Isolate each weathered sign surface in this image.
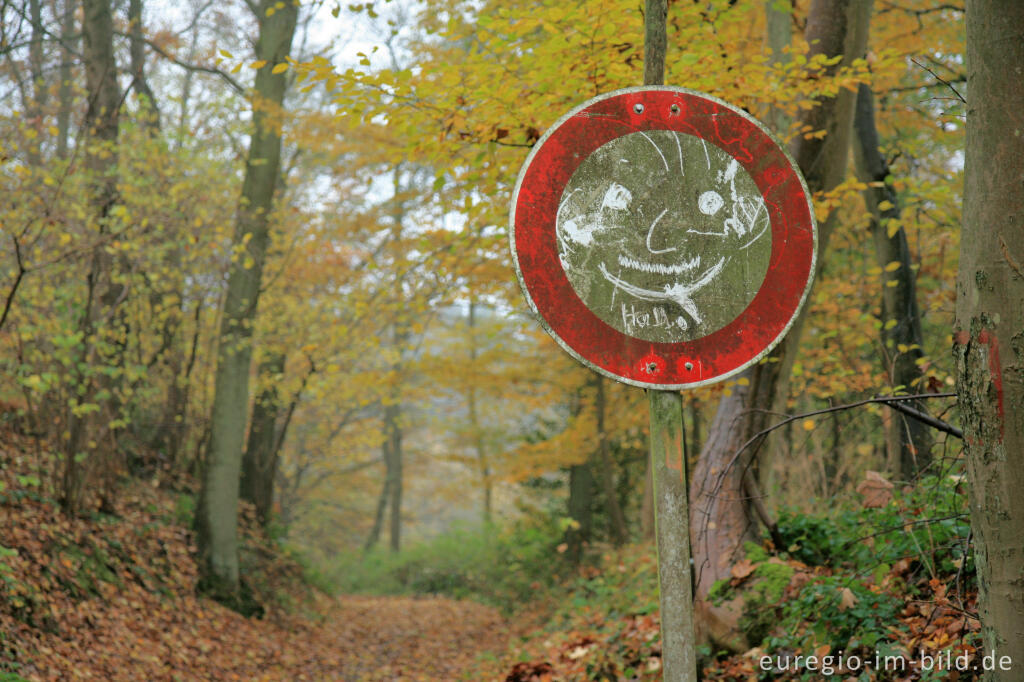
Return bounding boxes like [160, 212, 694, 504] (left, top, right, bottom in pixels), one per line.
[510, 86, 816, 388]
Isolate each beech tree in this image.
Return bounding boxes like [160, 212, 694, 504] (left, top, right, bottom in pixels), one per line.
[197, 0, 299, 599]
[955, 0, 1024, 667]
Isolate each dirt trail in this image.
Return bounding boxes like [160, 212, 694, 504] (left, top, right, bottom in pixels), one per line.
[299, 595, 510, 681]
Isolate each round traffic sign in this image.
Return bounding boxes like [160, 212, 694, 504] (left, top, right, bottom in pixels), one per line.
[510, 86, 816, 389]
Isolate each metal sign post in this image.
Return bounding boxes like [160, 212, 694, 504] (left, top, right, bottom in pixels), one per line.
[509, 13, 815, 679]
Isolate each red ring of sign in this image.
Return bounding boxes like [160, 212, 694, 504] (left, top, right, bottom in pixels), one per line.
[510, 87, 816, 389]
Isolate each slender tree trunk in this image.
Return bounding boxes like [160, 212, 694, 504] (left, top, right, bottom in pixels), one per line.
[197, 0, 298, 599]
[955, 0, 1024, 670]
[467, 301, 493, 524]
[57, 0, 77, 160]
[687, 395, 702, 459]
[852, 83, 931, 480]
[640, 452, 654, 540]
[27, 0, 47, 165]
[564, 461, 594, 567]
[385, 398, 403, 552]
[364, 474, 389, 551]
[594, 375, 628, 545]
[128, 0, 160, 131]
[689, 0, 871, 650]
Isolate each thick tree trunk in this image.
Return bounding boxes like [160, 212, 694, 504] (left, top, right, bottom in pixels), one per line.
[689, 0, 871, 651]
[955, 0, 1024, 670]
[62, 0, 121, 516]
[853, 84, 931, 481]
[197, 0, 297, 599]
[241, 352, 285, 524]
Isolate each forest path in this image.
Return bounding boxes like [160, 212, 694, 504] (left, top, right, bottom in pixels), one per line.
[299, 594, 510, 681]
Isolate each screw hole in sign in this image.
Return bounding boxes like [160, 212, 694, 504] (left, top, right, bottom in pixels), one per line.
[510, 86, 816, 389]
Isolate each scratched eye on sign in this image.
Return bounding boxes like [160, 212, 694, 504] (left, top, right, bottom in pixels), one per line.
[555, 130, 771, 344]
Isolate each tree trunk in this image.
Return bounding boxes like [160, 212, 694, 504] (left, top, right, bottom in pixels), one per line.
[689, 0, 871, 651]
[467, 301, 493, 524]
[385, 396, 403, 552]
[364, 474, 389, 551]
[62, 0, 122, 516]
[955, 0, 1024, 670]
[853, 83, 931, 481]
[128, 0, 160, 131]
[241, 351, 285, 524]
[764, 0, 793, 135]
[640, 451, 654, 540]
[564, 461, 594, 567]
[594, 375, 628, 545]
[57, 0, 77, 160]
[197, 0, 298, 599]
[26, 0, 47, 166]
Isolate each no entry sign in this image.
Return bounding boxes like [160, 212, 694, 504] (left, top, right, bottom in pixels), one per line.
[510, 86, 816, 389]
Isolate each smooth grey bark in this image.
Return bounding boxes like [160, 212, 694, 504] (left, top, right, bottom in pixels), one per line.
[689, 0, 871, 651]
[197, 0, 298, 598]
[852, 83, 931, 480]
[955, 0, 1024, 672]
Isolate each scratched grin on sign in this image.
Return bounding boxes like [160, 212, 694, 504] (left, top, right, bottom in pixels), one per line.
[556, 129, 771, 344]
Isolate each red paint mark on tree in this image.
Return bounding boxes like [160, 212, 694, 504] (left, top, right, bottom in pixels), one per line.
[978, 329, 1005, 428]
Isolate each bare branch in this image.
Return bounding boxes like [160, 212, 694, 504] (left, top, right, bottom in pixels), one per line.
[114, 30, 246, 95]
[912, 57, 966, 104]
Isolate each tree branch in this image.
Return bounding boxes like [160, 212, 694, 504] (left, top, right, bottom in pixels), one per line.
[114, 31, 246, 95]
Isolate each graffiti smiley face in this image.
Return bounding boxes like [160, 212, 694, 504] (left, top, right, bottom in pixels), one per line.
[556, 130, 772, 343]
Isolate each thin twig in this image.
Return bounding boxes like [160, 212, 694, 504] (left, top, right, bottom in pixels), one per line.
[911, 57, 966, 103]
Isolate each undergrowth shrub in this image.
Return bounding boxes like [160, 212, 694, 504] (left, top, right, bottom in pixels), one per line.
[712, 474, 972, 658]
[327, 516, 563, 613]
